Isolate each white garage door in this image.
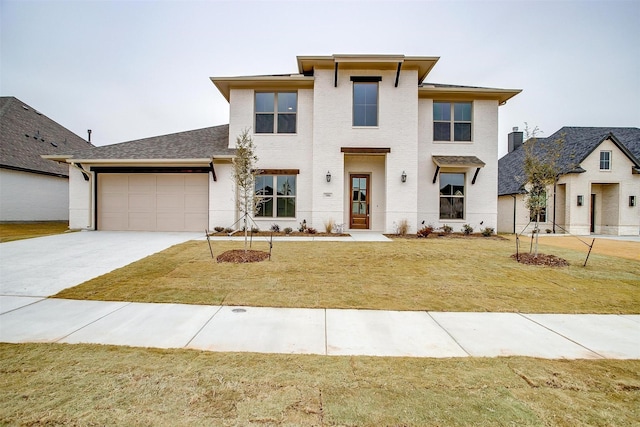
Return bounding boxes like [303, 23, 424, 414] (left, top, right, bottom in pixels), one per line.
[98, 173, 208, 231]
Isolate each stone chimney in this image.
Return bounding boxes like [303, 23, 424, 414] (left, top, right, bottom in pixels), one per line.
[508, 127, 523, 153]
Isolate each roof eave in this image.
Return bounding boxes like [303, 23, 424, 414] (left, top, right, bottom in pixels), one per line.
[419, 86, 522, 104]
[210, 75, 315, 101]
[63, 158, 214, 165]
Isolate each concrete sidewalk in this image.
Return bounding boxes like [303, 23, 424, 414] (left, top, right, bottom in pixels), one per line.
[1, 296, 638, 359]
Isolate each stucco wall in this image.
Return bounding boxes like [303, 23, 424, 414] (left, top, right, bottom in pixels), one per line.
[0, 169, 69, 221]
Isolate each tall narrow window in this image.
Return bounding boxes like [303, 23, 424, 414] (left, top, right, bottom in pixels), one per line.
[353, 82, 378, 126]
[439, 173, 465, 219]
[600, 151, 611, 170]
[433, 102, 472, 141]
[255, 92, 297, 134]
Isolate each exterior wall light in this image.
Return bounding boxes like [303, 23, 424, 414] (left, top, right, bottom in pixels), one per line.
[401, 171, 407, 183]
[577, 195, 583, 206]
[326, 171, 331, 183]
[630, 196, 636, 207]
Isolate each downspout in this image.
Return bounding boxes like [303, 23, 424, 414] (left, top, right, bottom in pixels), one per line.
[510, 194, 517, 234]
[69, 162, 94, 230]
[552, 179, 557, 234]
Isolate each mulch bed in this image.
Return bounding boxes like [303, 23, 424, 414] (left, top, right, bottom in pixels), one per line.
[511, 253, 570, 267]
[386, 233, 507, 241]
[217, 249, 270, 263]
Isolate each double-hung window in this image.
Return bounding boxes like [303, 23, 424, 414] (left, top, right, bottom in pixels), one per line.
[433, 102, 472, 141]
[255, 92, 297, 134]
[255, 175, 296, 217]
[600, 151, 611, 170]
[352, 77, 380, 126]
[439, 173, 465, 219]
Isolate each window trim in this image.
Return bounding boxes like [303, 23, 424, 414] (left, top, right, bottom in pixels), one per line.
[352, 80, 379, 127]
[599, 150, 612, 171]
[254, 174, 297, 218]
[433, 101, 473, 142]
[439, 172, 466, 220]
[254, 91, 297, 134]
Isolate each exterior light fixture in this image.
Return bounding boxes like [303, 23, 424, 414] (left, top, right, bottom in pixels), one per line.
[401, 171, 407, 183]
[326, 171, 331, 183]
[630, 196, 636, 207]
[577, 195, 583, 206]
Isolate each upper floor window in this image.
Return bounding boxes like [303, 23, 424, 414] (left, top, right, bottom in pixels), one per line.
[439, 172, 465, 219]
[599, 151, 611, 170]
[352, 80, 379, 126]
[433, 102, 472, 141]
[255, 175, 296, 217]
[255, 92, 297, 134]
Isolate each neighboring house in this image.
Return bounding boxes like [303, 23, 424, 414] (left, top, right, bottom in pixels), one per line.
[497, 127, 640, 236]
[0, 96, 91, 221]
[48, 54, 520, 233]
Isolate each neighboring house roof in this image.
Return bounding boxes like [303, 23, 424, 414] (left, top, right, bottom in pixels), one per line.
[49, 124, 234, 162]
[0, 96, 91, 177]
[498, 127, 640, 196]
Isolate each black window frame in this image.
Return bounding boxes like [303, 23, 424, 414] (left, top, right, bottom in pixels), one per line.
[254, 91, 297, 134]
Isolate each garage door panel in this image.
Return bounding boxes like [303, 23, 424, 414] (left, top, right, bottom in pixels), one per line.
[98, 173, 208, 231]
[157, 194, 184, 211]
[185, 194, 208, 211]
[129, 194, 155, 212]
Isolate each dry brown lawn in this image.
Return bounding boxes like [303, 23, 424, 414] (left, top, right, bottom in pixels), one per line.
[0, 221, 69, 242]
[55, 237, 640, 313]
[520, 234, 640, 261]
[1, 343, 638, 426]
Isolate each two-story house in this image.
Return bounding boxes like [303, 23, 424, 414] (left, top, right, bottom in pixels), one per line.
[47, 54, 520, 233]
[498, 127, 640, 236]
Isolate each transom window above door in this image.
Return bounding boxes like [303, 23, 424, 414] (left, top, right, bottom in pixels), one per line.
[255, 92, 297, 134]
[433, 101, 472, 142]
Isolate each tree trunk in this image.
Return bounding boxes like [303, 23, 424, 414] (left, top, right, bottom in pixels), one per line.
[534, 213, 540, 257]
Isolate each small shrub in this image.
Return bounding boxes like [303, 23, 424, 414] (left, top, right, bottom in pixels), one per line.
[546, 228, 552, 234]
[270, 224, 280, 232]
[481, 227, 494, 237]
[462, 224, 473, 235]
[224, 227, 234, 234]
[213, 226, 225, 233]
[307, 227, 317, 234]
[324, 218, 335, 234]
[395, 219, 410, 236]
[417, 225, 434, 238]
[298, 220, 307, 233]
[442, 224, 453, 234]
[251, 227, 260, 234]
[283, 227, 293, 235]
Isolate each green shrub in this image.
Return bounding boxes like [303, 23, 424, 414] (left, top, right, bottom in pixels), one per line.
[270, 224, 280, 232]
[213, 226, 225, 233]
[283, 227, 293, 235]
[462, 224, 473, 235]
[481, 227, 494, 237]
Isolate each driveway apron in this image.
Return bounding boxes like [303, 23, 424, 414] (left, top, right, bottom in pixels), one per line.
[0, 231, 200, 297]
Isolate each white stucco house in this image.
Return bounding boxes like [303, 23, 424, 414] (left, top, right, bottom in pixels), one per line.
[497, 127, 640, 236]
[47, 54, 520, 233]
[0, 97, 92, 221]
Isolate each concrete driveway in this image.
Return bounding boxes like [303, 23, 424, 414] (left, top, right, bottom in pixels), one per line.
[0, 231, 201, 297]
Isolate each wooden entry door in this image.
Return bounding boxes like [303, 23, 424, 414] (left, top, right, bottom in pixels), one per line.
[350, 174, 370, 229]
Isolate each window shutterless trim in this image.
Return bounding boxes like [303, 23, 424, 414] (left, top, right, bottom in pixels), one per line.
[350, 76, 382, 82]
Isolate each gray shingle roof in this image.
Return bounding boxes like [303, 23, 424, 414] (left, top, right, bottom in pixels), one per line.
[0, 96, 91, 176]
[68, 124, 234, 160]
[498, 127, 640, 196]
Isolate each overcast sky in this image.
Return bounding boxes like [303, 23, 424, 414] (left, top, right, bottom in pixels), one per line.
[2, 0, 638, 156]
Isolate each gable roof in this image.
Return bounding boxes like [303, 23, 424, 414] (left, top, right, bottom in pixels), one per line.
[498, 127, 640, 196]
[0, 96, 91, 177]
[48, 124, 234, 163]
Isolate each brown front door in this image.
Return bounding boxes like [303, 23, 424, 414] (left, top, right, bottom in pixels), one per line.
[350, 174, 370, 229]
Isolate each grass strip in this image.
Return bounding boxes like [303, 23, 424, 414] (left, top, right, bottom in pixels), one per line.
[1, 343, 638, 426]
